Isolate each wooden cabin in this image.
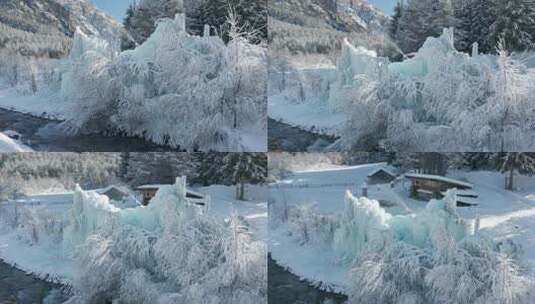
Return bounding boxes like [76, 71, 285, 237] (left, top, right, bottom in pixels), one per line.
[404, 173, 476, 204]
[367, 168, 396, 185]
[95, 186, 130, 202]
[136, 184, 206, 206]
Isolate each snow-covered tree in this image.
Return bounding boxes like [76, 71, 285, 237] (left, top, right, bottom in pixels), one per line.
[194, 0, 267, 43]
[60, 28, 116, 134]
[489, 0, 535, 52]
[123, 153, 199, 187]
[329, 26, 535, 151]
[462, 152, 497, 170]
[453, 0, 494, 53]
[389, 1, 404, 41]
[397, 0, 455, 53]
[272, 189, 535, 303]
[55, 11, 266, 151]
[196, 152, 228, 186]
[1, 177, 266, 303]
[221, 153, 266, 200]
[0, 153, 121, 194]
[497, 153, 535, 190]
[123, 0, 185, 46]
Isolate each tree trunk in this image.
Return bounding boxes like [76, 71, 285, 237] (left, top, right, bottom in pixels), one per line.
[238, 182, 245, 201]
[506, 167, 514, 190]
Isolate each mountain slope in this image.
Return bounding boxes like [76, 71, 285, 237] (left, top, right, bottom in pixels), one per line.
[269, 0, 392, 57]
[0, 0, 127, 58]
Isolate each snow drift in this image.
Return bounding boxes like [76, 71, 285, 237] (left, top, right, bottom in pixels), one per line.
[0, 177, 266, 303]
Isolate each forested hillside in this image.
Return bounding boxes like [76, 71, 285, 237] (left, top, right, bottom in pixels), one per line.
[269, 0, 396, 60]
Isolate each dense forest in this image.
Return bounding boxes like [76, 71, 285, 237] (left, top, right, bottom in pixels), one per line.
[0, 152, 267, 200]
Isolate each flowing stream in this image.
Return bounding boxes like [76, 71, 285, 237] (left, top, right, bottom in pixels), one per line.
[268, 118, 337, 152]
[268, 255, 348, 304]
[0, 260, 69, 304]
[0, 108, 179, 152]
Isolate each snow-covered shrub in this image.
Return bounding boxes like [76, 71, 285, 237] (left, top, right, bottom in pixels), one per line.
[335, 190, 534, 303]
[286, 204, 338, 246]
[56, 14, 266, 150]
[329, 28, 535, 151]
[65, 177, 266, 303]
[1, 175, 266, 303]
[0, 201, 65, 247]
[60, 28, 117, 133]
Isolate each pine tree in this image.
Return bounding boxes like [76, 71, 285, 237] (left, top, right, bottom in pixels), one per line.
[490, 0, 535, 52]
[196, 152, 227, 186]
[124, 0, 185, 45]
[497, 153, 535, 190]
[454, 0, 494, 53]
[196, 0, 267, 44]
[389, 1, 404, 40]
[121, 4, 138, 51]
[124, 153, 198, 186]
[119, 152, 130, 179]
[418, 153, 448, 175]
[397, 0, 455, 53]
[220, 153, 266, 200]
[462, 153, 494, 170]
[397, 0, 431, 53]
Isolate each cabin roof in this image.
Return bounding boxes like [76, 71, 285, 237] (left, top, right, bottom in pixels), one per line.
[136, 184, 205, 199]
[404, 173, 473, 189]
[95, 185, 129, 196]
[367, 167, 396, 178]
[135, 184, 169, 190]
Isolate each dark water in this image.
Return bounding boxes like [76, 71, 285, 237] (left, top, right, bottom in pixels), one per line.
[268, 118, 337, 152]
[268, 255, 348, 304]
[0, 108, 179, 152]
[0, 260, 69, 304]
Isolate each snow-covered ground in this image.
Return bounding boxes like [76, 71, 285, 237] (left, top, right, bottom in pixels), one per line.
[0, 85, 66, 120]
[199, 184, 268, 242]
[269, 94, 345, 136]
[269, 65, 343, 137]
[0, 181, 267, 299]
[269, 164, 535, 294]
[0, 131, 32, 152]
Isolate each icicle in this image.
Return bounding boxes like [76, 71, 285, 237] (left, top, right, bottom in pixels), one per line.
[472, 42, 479, 57]
[204, 24, 210, 37]
[175, 176, 187, 199]
[443, 27, 455, 50]
[205, 195, 212, 213]
[175, 13, 186, 32]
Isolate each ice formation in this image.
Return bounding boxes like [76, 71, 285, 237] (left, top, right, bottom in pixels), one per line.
[0, 177, 266, 303]
[328, 190, 533, 303]
[5, 13, 266, 151]
[333, 189, 473, 261]
[271, 27, 535, 150]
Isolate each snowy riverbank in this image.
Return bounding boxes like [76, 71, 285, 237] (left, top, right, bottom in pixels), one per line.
[269, 164, 535, 301]
[0, 131, 32, 152]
